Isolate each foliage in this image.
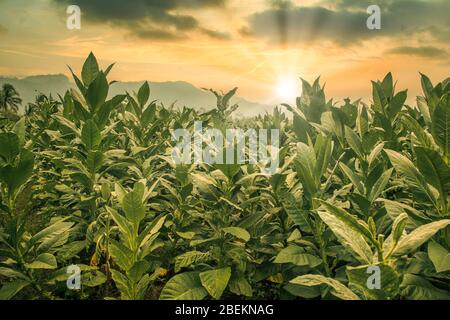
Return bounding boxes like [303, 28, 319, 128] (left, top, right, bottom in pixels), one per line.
[0, 54, 449, 300]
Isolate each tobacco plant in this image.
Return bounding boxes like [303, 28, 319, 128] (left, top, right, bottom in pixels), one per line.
[0, 53, 449, 300]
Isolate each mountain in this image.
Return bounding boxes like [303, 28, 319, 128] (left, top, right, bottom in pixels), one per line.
[0, 75, 272, 116]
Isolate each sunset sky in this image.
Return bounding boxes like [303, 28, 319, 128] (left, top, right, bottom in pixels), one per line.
[0, 0, 449, 105]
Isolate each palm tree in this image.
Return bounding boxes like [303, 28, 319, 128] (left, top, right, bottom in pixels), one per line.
[0, 83, 22, 113]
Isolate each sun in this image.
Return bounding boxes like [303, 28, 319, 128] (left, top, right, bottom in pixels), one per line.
[276, 78, 298, 102]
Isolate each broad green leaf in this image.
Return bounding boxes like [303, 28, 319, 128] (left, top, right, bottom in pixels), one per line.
[279, 190, 312, 233]
[392, 213, 408, 244]
[345, 126, 364, 158]
[385, 149, 437, 207]
[81, 120, 101, 150]
[122, 190, 146, 225]
[199, 267, 231, 299]
[109, 240, 133, 271]
[431, 94, 450, 157]
[317, 200, 373, 243]
[106, 206, 133, 238]
[368, 168, 393, 203]
[294, 143, 317, 197]
[314, 134, 333, 181]
[86, 151, 104, 173]
[0, 132, 19, 163]
[27, 218, 72, 250]
[392, 219, 450, 257]
[26, 253, 57, 269]
[160, 272, 208, 300]
[428, 242, 450, 273]
[317, 205, 373, 264]
[13, 118, 26, 146]
[388, 90, 407, 117]
[415, 147, 450, 205]
[290, 274, 359, 300]
[137, 81, 150, 107]
[346, 264, 400, 300]
[401, 274, 450, 300]
[0, 149, 34, 196]
[223, 227, 250, 242]
[174, 251, 211, 273]
[82, 270, 107, 287]
[283, 283, 320, 299]
[81, 52, 99, 86]
[86, 71, 109, 112]
[54, 115, 81, 136]
[0, 280, 30, 300]
[339, 162, 364, 194]
[274, 246, 322, 267]
[228, 275, 253, 297]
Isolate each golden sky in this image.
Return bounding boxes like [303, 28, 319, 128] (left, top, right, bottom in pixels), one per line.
[0, 0, 449, 104]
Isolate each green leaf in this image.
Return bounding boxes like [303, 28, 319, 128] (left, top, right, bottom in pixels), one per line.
[392, 213, 408, 244]
[174, 251, 211, 273]
[228, 275, 253, 297]
[317, 203, 373, 264]
[388, 90, 407, 117]
[346, 264, 400, 300]
[317, 200, 373, 244]
[13, 118, 26, 146]
[27, 218, 72, 250]
[81, 52, 99, 86]
[294, 143, 317, 196]
[431, 94, 450, 157]
[199, 267, 231, 299]
[401, 274, 450, 300]
[392, 219, 450, 257]
[273, 246, 322, 267]
[339, 162, 364, 194]
[283, 283, 320, 299]
[279, 190, 312, 233]
[122, 190, 146, 226]
[86, 151, 104, 173]
[428, 242, 450, 273]
[368, 168, 393, 203]
[81, 120, 101, 150]
[106, 207, 133, 238]
[0, 149, 34, 196]
[160, 272, 208, 300]
[385, 149, 437, 207]
[415, 147, 450, 204]
[290, 274, 359, 300]
[0, 280, 30, 300]
[345, 126, 364, 158]
[137, 81, 150, 107]
[82, 270, 107, 287]
[86, 71, 109, 112]
[26, 253, 57, 269]
[223, 227, 250, 242]
[0, 132, 20, 163]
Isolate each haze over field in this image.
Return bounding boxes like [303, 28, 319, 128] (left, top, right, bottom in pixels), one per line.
[0, 0, 449, 107]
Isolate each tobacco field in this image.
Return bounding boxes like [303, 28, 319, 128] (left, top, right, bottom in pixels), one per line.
[0, 53, 449, 300]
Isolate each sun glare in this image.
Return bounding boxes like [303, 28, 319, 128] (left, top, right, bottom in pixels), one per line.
[276, 78, 298, 102]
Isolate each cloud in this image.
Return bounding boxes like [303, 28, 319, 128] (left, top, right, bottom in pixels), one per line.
[52, 0, 229, 40]
[200, 28, 231, 40]
[386, 46, 448, 58]
[244, 0, 450, 47]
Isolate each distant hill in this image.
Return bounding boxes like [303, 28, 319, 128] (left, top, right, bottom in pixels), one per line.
[0, 75, 272, 116]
